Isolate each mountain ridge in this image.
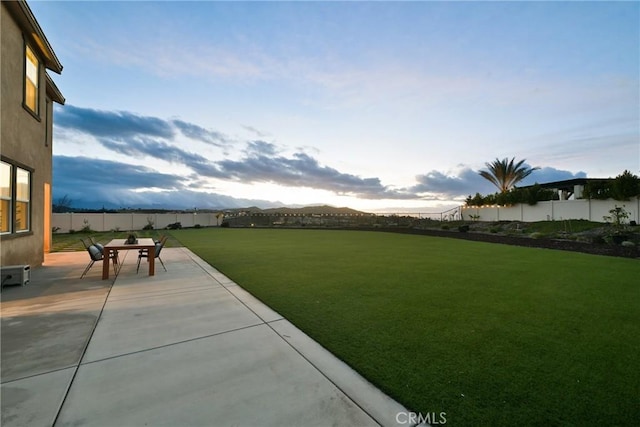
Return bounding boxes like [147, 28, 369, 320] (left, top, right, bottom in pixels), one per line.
[225, 205, 370, 215]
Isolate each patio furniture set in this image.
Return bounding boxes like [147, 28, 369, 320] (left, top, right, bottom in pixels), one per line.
[80, 235, 168, 279]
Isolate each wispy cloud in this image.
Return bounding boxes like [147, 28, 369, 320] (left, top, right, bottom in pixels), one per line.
[56, 105, 175, 139]
[212, 141, 416, 199]
[171, 120, 232, 147]
[54, 105, 420, 201]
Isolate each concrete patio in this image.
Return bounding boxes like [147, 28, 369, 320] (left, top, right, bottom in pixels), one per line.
[1, 247, 412, 426]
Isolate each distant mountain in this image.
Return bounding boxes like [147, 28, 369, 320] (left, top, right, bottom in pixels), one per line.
[224, 205, 371, 216]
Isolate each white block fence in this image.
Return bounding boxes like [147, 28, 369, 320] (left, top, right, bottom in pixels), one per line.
[52, 212, 221, 233]
[51, 198, 640, 233]
[461, 197, 640, 223]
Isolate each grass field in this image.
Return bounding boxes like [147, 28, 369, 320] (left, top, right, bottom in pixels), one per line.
[168, 227, 639, 426]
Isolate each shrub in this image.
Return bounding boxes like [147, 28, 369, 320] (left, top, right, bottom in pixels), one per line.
[529, 232, 544, 239]
[466, 185, 558, 207]
[194, 224, 202, 229]
[458, 225, 470, 233]
[441, 224, 450, 230]
[582, 180, 611, 200]
[80, 219, 92, 233]
[220, 221, 230, 228]
[143, 216, 154, 230]
[612, 170, 640, 200]
[166, 222, 182, 230]
[583, 170, 640, 200]
[603, 205, 630, 228]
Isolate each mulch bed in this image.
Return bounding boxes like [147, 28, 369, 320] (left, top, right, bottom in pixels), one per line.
[362, 227, 640, 259]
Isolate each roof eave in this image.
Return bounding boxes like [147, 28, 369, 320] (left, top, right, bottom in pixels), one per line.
[45, 72, 65, 105]
[4, 0, 63, 74]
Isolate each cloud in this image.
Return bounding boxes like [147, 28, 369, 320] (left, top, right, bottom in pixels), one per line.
[54, 105, 421, 201]
[412, 167, 495, 198]
[212, 144, 416, 200]
[52, 156, 279, 210]
[55, 105, 231, 149]
[55, 105, 226, 173]
[55, 105, 175, 139]
[411, 164, 588, 198]
[54, 155, 184, 191]
[172, 119, 231, 147]
[97, 135, 212, 169]
[53, 155, 184, 207]
[53, 104, 594, 209]
[521, 167, 587, 185]
[242, 125, 270, 138]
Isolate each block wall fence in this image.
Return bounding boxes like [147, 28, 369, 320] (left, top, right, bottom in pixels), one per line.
[52, 213, 221, 233]
[51, 198, 640, 233]
[461, 197, 640, 223]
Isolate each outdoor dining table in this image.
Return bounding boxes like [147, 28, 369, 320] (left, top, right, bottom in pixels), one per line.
[102, 238, 156, 280]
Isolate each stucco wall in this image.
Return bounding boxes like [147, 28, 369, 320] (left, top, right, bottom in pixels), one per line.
[52, 213, 220, 234]
[461, 198, 640, 223]
[1, 3, 53, 267]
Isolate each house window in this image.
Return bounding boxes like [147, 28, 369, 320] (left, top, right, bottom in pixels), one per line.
[0, 160, 32, 234]
[15, 168, 30, 232]
[25, 44, 39, 114]
[0, 162, 11, 234]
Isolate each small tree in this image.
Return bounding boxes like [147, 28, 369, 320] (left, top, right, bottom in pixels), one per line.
[142, 216, 154, 230]
[611, 170, 640, 200]
[604, 205, 630, 228]
[53, 194, 73, 213]
[583, 171, 640, 201]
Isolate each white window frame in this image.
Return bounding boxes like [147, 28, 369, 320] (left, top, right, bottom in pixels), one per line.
[24, 43, 40, 116]
[0, 161, 12, 235]
[0, 159, 32, 235]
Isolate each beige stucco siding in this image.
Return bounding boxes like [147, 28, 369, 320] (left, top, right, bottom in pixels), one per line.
[1, 2, 54, 267]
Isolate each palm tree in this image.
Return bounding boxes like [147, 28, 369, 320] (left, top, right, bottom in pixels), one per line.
[479, 157, 539, 193]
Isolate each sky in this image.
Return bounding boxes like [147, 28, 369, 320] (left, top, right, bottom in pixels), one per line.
[29, 0, 639, 213]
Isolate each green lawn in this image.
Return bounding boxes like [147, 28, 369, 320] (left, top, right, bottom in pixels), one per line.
[178, 229, 638, 424]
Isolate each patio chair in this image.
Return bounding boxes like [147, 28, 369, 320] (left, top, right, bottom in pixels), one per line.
[80, 244, 118, 278]
[88, 236, 120, 268]
[136, 236, 168, 273]
[81, 237, 120, 273]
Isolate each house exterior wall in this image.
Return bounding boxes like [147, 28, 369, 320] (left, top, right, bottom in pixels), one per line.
[1, 2, 58, 266]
